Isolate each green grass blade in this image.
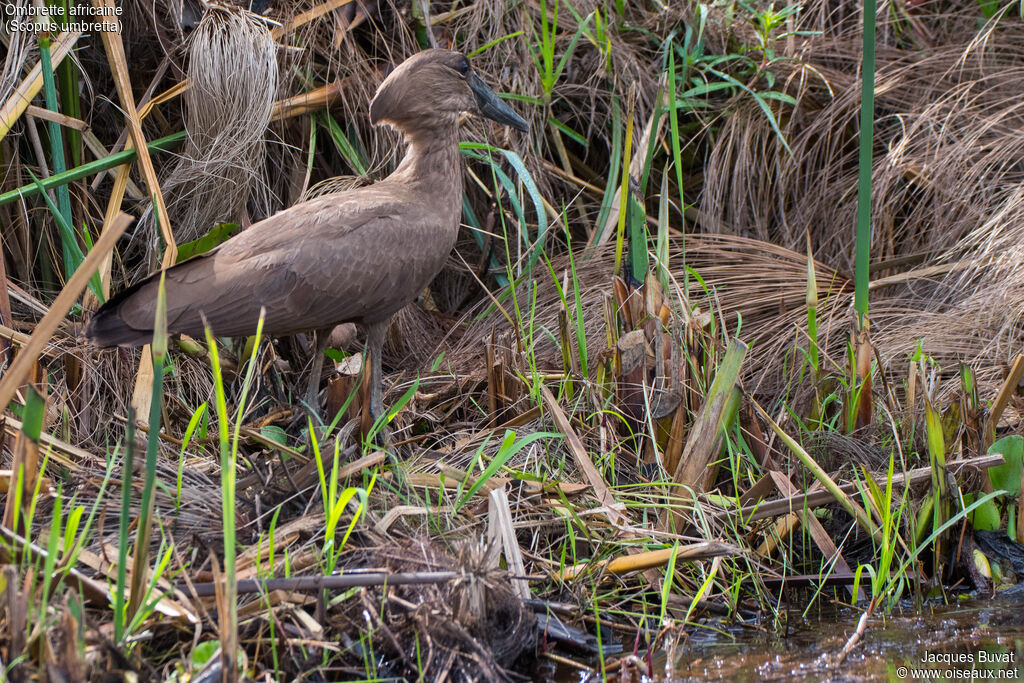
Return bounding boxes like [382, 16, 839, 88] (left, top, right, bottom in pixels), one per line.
[468, 32, 524, 58]
[38, 36, 73, 248]
[613, 103, 635, 276]
[115, 419, 135, 643]
[0, 131, 186, 208]
[706, 68, 793, 155]
[457, 430, 561, 508]
[854, 0, 877, 323]
[205, 320, 239, 679]
[627, 192, 648, 284]
[320, 112, 368, 176]
[656, 165, 671, 291]
[128, 274, 168, 627]
[592, 97, 622, 245]
[55, 0, 82, 167]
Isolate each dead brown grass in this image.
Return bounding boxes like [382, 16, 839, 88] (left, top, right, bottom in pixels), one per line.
[3, 0, 1024, 678]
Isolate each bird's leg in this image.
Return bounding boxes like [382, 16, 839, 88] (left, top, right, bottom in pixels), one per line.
[365, 321, 387, 422]
[363, 321, 388, 444]
[305, 327, 331, 417]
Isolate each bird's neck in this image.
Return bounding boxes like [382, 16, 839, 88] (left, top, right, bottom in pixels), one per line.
[389, 127, 464, 195]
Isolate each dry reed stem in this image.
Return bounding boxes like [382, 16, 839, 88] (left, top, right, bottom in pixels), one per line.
[271, 79, 348, 120]
[560, 541, 740, 580]
[671, 339, 747, 492]
[94, 3, 175, 261]
[83, 160, 132, 308]
[271, 0, 354, 39]
[23, 104, 86, 131]
[539, 384, 626, 525]
[81, 130, 145, 200]
[0, 30, 81, 141]
[989, 355, 1024, 434]
[94, 0, 179, 425]
[487, 488, 530, 600]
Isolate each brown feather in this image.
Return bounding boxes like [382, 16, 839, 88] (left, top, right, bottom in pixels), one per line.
[86, 49, 522, 348]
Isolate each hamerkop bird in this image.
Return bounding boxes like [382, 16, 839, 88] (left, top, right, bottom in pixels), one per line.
[87, 49, 528, 421]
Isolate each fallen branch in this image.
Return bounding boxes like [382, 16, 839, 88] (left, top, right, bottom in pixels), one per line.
[183, 570, 464, 598]
[560, 540, 741, 580]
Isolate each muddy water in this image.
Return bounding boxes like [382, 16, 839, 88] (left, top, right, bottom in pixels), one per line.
[669, 586, 1024, 681]
[554, 584, 1024, 681]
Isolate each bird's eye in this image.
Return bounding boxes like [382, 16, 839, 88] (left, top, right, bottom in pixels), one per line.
[456, 58, 470, 75]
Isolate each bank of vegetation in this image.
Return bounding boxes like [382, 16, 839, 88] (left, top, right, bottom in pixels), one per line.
[0, 0, 1023, 679]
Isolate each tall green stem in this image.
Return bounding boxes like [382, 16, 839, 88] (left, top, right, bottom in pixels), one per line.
[854, 0, 876, 324]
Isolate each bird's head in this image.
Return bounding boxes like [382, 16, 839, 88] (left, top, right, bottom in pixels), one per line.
[369, 49, 528, 137]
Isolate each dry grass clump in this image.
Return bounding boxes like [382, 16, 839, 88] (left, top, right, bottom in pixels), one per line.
[692, 2, 1024, 399]
[449, 234, 852, 401]
[0, 2, 33, 105]
[154, 3, 280, 246]
[361, 539, 538, 681]
[4, 0, 1024, 679]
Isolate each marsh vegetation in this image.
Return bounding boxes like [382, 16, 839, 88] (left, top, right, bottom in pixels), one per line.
[1, 0, 1023, 680]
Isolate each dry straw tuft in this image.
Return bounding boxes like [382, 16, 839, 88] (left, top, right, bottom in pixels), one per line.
[158, 2, 279, 243]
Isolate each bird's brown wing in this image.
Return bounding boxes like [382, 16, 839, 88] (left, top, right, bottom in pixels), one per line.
[95, 186, 450, 344]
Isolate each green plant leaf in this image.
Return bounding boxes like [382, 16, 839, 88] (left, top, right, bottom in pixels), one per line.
[468, 31, 524, 58]
[457, 430, 561, 507]
[260, 425, 288, 448]
[988, 435, 1023, 496]
[707, 68, 794, 155]
[964, 493, 1002, 531]
[977, 0, 999, 18]
[20, 385, 46, 443]
[461, 143, 548, 272]
[192, 641, 221, 668]
[176, 223, 241, 262]
[320, 112, 368, 175]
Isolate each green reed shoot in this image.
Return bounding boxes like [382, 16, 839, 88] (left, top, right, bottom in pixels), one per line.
[37, 35, 73, 262]
[114, 417, 134, 643]
[613, 101, 635, 277]
[854, 0, 876, 324]
[310, 425, 370, 574]
[205, 306, 266, 679]
[851, 453, 910, 611]
[55, 3, 81, 162]
[127, 273, 168, 627]
[176, 403, 208, 509]
[455, 430, 560, 510]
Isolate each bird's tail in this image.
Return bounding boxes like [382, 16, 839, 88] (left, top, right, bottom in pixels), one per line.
[85, 275, 157, 347]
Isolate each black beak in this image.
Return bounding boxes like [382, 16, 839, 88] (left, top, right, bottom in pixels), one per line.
[468, 72, 529, 133]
